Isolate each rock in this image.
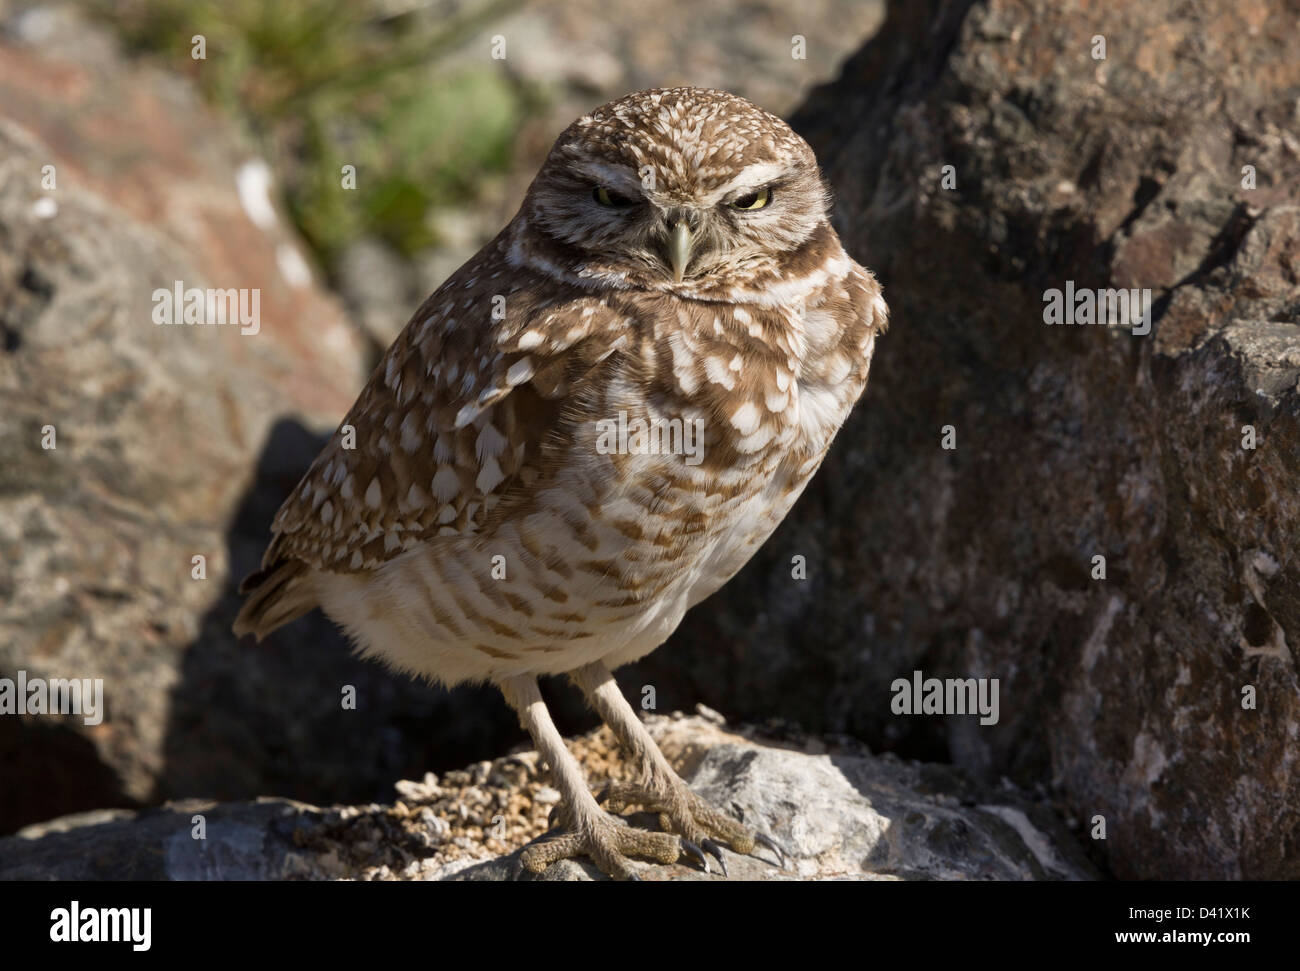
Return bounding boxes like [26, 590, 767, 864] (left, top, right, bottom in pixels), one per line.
[0, 8, 520, 835]
[633, 0, 1300, 878]
[432, 0, 884, 117]
[0, 716, 1094, 880]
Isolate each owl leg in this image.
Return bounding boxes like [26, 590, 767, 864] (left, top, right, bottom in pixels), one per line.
[570, 661, 787, 875]
[497, 673, 711, 880]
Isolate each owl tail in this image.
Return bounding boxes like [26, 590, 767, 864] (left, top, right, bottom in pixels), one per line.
[232, 558, 314, 642]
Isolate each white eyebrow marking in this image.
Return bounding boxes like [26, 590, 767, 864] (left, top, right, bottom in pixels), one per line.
[702, 161, 790, 205]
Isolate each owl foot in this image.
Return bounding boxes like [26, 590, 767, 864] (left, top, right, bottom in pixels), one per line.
[520, 805, 712, 880]
[598, 779, 787, 875]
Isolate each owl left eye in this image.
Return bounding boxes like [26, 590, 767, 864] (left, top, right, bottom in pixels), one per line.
[593, 186, 637, 208]
[728, 187, 772, 211]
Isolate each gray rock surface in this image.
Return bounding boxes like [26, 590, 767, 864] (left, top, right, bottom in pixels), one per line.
[0, 715, 1093, 881]
[636, 0, 1300, 878]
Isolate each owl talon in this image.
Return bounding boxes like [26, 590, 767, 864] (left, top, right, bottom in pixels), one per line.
[519, 805, 689, 880]
[700, 838, 729, 876]
[679, 838, 711, 874]
[596, 777, 781, 874]
[754, 832, 788, 869]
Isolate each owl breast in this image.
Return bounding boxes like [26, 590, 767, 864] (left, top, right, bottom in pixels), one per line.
[571, 274, 879, 666]
[312, 257, 880, 686]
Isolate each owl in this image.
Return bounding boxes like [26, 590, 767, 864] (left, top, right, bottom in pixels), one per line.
[235, 87, 887, 879]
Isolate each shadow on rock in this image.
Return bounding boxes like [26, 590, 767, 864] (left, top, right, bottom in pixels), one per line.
[154, 418, 535, 813]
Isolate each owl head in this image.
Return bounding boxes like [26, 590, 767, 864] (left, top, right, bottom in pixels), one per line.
[519, 87, 832, 297]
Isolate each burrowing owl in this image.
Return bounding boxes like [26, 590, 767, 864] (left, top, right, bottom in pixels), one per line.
[235, 87, 887, 879]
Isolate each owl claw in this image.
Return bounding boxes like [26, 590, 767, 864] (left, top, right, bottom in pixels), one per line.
[700, 838, 729, 876]
[754, 832, 788, 869]
[679, 838, 711, 874]
[520, 807, 680, 880]
[597, 778, 785, 874]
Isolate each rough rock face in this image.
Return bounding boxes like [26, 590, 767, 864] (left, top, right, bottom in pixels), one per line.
[0, 714, 1094, 880]
[0, 10, 520, 835]
[636, 0, 1300, 878]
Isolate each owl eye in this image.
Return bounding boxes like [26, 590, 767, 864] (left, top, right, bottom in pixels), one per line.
[593, 186, 636, 208]
[728, 187, 772, 211]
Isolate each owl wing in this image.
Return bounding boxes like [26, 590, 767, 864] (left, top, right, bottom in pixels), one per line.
[233, 233, 634, 639]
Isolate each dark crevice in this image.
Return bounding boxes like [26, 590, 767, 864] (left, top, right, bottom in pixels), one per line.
[1116, 161, 1176, 236]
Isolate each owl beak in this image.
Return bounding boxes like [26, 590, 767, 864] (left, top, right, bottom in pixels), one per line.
[667, 220, 694, 283]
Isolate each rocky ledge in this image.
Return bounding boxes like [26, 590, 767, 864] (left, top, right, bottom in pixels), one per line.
[0, 713, 1094, 881]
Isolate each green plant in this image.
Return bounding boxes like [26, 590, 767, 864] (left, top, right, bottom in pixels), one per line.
[87, 0, 534, 269]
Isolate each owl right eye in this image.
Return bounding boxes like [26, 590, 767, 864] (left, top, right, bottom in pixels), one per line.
[593, 186, 636, 208]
